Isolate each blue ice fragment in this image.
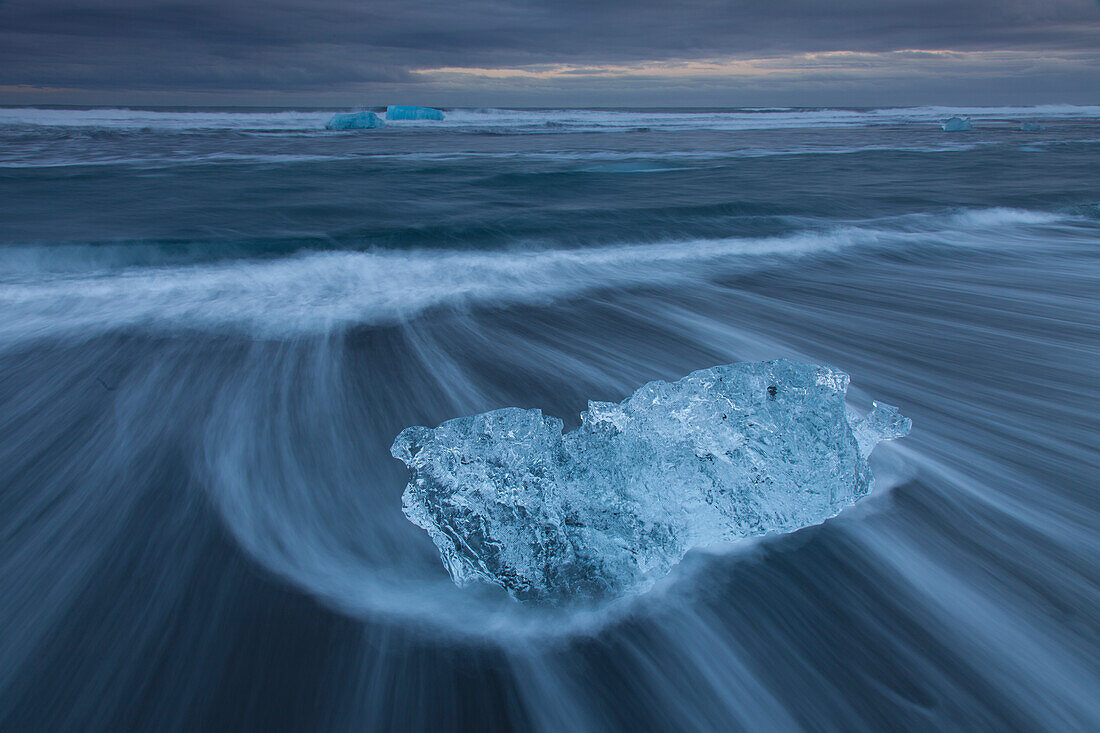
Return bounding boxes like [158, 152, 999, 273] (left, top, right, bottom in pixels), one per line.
[392, 360, 911, 604]
[1020, 122, 1044, 132]
[325, 111, 385, 130]
[941, 116, 973, 132]
[386, 105, 445, 121]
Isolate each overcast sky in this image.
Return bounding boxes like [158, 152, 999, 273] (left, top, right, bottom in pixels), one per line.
[2, 0, 1099, 106]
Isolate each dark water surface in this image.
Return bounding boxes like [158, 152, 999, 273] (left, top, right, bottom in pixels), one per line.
[1, 106, 1098, 731]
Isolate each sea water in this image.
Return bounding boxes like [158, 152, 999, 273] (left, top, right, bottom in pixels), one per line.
[0, 105, 1098, 731]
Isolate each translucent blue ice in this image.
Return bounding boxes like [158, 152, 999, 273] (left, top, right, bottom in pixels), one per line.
[386, 105, 445, 121]
[325, 111, 385, 130]
[392, 360, 911, 604]
[941, 116, 973, 132]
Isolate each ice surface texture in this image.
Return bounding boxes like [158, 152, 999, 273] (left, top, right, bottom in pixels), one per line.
[941, 116, 973, 131]
[392, 360, 910, 604]
[386, 105, 445, 121]
[325, 111, 385, 130]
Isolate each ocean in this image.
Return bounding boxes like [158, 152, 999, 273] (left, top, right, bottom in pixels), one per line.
[1, 105, 1098, 731]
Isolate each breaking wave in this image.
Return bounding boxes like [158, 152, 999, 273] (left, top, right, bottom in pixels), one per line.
[0, 208, 1080, 343]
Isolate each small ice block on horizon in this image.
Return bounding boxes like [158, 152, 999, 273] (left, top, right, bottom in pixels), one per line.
[392, 360, 911, 605]
[941, 116, 973, 131]
[325, 111, 385, 130]
[386, 105, 445, 121]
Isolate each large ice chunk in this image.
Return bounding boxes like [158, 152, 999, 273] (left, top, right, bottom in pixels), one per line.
[941, 116, 973, 131]
[392, 360, 910, 604]
[325, 111, 385, 130]
[386, 105, 445, 121]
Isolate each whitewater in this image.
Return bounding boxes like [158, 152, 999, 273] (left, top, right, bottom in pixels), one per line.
[0, 106, 1098, 731]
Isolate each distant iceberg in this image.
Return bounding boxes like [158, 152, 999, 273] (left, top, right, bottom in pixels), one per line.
[1020, 122, 1044, 132]
[325, 111, 385, 130]
[392, 360, 911, 604]
[386, 105, 445, 121]
[941, 116, 973, 132]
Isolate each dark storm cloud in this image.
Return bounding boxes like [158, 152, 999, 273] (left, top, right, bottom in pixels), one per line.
[1, 0, 1098, 94]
